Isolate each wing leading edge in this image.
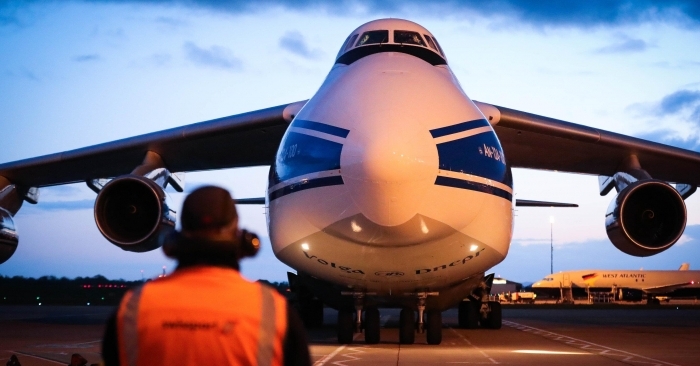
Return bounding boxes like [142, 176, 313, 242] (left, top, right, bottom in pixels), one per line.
[0, 101, 307, 189]
[474, 101, 700, 188]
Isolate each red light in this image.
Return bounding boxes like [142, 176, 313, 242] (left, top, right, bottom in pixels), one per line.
[98, 285, 102, 288]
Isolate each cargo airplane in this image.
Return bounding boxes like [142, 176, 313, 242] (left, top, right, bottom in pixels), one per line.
[1, 19, 699, 345]
[533, 263, 700, 304]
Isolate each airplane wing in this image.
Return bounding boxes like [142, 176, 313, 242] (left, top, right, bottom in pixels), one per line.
[642, 281, 696, 294]
[474, 101, 700, 187]
[3, 99, 699, 192]
[0, 101, 307, 189]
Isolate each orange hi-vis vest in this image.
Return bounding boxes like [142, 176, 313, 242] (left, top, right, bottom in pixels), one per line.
[116, 266, 287, 366]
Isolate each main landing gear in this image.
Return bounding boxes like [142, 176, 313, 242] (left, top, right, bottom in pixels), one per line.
[337, 292, 381, 344]
[337, 292, 444, 345]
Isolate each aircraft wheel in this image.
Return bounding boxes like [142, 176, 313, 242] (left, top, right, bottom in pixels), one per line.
[337, 310, 354, 344]
[426, 310, 442, 345]
[486, 301, 502, 329]
[364, 307, 381, 344]
[399, 308, 415, 344]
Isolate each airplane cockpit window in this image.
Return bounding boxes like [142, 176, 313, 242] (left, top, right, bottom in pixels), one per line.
[335, 27, 446, 66]
[423, 35, 438, 52]
[345, 34, 358, 51]
[336, 34, 358, 59]
[432, 36, 446, 57]
[356, 30, 389, 46]
[336, 35, 352, 59]
[541, 277, 554, 281]
[394, 30, 426, 46]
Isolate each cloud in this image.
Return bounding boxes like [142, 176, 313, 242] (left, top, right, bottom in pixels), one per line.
[25, 199, 95, 212]
[627, 88, 700, 151]
[73, 54, 100, 62]
[636, 129, 700, 151]
[594, 35, 650, 54]
[11, 0, 694, 29]
[5, 68, 40, 81]
[155, 16, 187, 28]
[279, 31, 323, 60]
[183, 42, 242, 70]
[656, 89, 700, 115]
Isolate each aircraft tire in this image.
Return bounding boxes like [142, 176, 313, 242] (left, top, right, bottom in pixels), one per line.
[399, 308, 415, 344]
[426, 310, 442, 345]
[486, 301, 502, 329]
[364, 307, 381, 344]
[337, 310, 354, 344]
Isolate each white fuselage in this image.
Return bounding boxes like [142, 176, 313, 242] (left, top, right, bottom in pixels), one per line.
[533, 270, 700, 294]
[265, 50, 513, 295]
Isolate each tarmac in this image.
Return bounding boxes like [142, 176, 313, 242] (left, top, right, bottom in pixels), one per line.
[1, 304, 699, 365]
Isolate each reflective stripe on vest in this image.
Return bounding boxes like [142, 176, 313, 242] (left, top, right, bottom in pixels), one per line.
[257, 286, 276, 366]
[121, 285, 143, 366]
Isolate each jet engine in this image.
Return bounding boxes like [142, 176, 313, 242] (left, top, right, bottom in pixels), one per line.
[606, 180, 686, 257]
[94, 175, 175, 252]
[0, 207, 18, 264]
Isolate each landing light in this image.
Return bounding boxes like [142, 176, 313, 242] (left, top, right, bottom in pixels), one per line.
[301, 243, 309, 250]
[420, 219, 429, 234]
[513, 350, 588, 355]
[351, 220, 362, 233]
[469, 244, 479, 252]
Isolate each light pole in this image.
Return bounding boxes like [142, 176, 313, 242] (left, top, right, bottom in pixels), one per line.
[550, 216, 554, 274]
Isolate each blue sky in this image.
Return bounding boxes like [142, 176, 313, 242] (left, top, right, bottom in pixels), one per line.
[1, 1, 699, 282]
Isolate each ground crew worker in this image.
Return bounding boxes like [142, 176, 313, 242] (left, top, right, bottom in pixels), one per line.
[102, 185, 311, 366]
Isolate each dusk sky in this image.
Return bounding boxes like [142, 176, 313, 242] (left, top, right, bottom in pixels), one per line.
[1, 1, 699, 283]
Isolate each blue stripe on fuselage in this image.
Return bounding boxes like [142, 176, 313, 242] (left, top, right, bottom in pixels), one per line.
[270, 132, 343, 186]
[269, 176, 344, 201]
[292, 119, 350, 138]
[429, 119, 490, 138]
[435, 132, 511, 188]
[435, 176, 512, 201]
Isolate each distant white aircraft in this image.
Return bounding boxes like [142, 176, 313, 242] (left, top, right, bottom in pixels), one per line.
[533, 263, 700, 304]
[1, 18, 699, 345]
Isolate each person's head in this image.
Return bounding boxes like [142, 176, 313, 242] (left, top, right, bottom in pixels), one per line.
[163, 185, 241, 268]
[180, 185, 239, 242]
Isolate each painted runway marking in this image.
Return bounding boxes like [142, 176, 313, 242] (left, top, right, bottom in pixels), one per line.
[315, 315, 390, 366]
[504, 320, 680, 366]
[330, 346, 366, 366]
[314, 333, 361, 366]
[12, 351, 64, 364]
[35, 339, 101, 348]
[448, 327, 498, 364]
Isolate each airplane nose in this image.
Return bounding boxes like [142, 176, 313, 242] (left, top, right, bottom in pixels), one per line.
[341, 118, 438, 226]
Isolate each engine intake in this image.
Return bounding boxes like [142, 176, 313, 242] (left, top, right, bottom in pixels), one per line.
[606, 180, 686, 257]
[0, 207, 18, 264]
[94, 175, 175, 252]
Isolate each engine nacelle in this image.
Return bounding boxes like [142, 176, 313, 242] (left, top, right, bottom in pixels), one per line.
[95, 175, 175, 252]
[606, 180, 686, 257]
[0, 207, 18, 264]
